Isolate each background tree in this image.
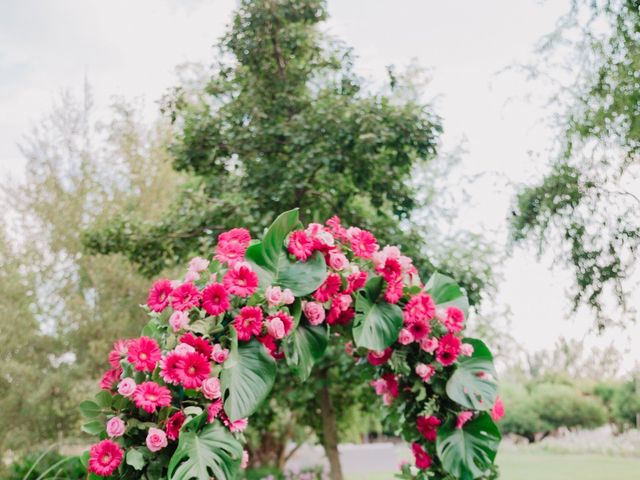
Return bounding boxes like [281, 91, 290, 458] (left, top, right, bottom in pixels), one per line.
[511, 0, 640, 329]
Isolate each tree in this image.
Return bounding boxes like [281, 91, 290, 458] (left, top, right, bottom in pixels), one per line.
[511, 0, 640, 329]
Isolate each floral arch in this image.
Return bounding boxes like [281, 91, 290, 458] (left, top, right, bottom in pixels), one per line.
[80, 209, 503, 480]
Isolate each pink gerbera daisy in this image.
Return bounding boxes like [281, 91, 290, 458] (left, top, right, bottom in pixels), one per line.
[407, 319, 431, 341]
[403, 293, 436, 324]
[436, 333, 462, 366]
[233, 306, 264, 341]
[108, 339, 130, 368]
[384, 275, 404, 304]
[344, 270, 368, 294]
[177, 351, 211, 389]
[347, 227, 379, 258]
[127, 336, 161, 372]
[416, 415, 441, 441]
[376, 257, 402, 282]
[287, 230, 314, 261]
[166, 411, 186, 441]
[133, 381, 172, 413]
[88, 440, 123, 477]
[325, 215, 349, 242]
[160, 352, 185, 385]
[201, 282, 230, 316]
[179, 332, 214, 358]
[147, 278, 173, 312]
[207, 399, 224, 423]
[100, 367, 122, 391]
[223, 264, 259, 298]
[312, 272, 342, 302]
[171, 282, 202, 311]
[443, 306, 465, 333]
[215, 228, 251, 265]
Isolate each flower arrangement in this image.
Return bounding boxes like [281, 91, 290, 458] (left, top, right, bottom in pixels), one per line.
[79, 209, 503, 479]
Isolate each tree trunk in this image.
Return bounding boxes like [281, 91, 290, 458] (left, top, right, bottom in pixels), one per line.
[318, 373, 344, 480]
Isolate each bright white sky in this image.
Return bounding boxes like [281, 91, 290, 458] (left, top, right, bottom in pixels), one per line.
[1, 0, 638, 373]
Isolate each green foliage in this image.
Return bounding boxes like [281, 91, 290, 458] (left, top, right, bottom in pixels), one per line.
[5, 450, 85, 480]
[446, 339, 498, 411]
[611, 379, 640, 430]
[284, 323, 329, 381]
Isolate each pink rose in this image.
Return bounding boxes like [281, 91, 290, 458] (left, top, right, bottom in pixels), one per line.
[281, 288, 295, 305]
[201, 377, 221, 400]
[420, 337, 439, 354]
[241, 450, 249, 469]
[146, 427, 168, 452]
[328, 250, 349, 271]
[266, 316, 285, 339]
[174, 342, 196, 355]
[333, 294, 352, 311]
[106, 417, 125, 437]
[265, 285, 283, 306]
[344, 341, 354, 356]
[117, 378, 136, 397]
[211, 344, 229, 364]
[415, 363, 435, 382]
[169, 311, 189, 332]
[460, 343, 474, 356]
[188, 256, 210, 273]
[303, 301, 325, 325]
[184, 270, 199, 283]
[397, 328, 414, 345]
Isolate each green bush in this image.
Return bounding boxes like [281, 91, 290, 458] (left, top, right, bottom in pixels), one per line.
[612, 380, 640, 430]
[4, 450, 84, 480]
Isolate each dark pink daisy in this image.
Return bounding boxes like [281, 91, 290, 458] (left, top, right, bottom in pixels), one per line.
[171, 282, 202, 311]
[201, 282, 230, 316]
[127, 336, 161, 372]
[147, 278, 173, 312]
[223, 264, 259, 298]
[233, 306, 263, 341]
[177, 351, 211, 389]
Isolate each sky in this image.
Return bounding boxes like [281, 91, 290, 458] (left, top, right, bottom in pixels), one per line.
[1, 0, 638, 373]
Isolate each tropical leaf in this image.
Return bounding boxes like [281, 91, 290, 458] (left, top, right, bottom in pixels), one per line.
[424, 272, 469, 317]
[245, 209, 327, 296]
[168, 418, 243, 480]
[446, 338, 498, 411]
[220, 336, 276, 421]
[353, 276, 403, 351]
[436, 413, 501, 480]
[284, 323, 329, 380]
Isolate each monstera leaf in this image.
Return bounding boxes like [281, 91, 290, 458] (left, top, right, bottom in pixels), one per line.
[446, 338, 498, 411]
[424, 272, 469, 317]
[168, 417, 243, 480]
[284, 323, 329, 380]
[436, 413, 501, 480]
[245, 209, 327, 296]
[353, 276, 403, 351]
[220, 335, 276, 421]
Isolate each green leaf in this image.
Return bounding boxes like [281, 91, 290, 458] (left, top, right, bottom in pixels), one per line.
[424, 272, 469, 317]
[79, 400, 102, 419]
[168, 421, 243, 480]
[436, 413, 501, 480]
[81, 420, 104, 436]
[284, 323, 328, 380]
[446, 338, 498, 411]
[353, 276, 403, 351]
[245, 209, 327, 296]
[220, 337, 276, 421]
[94, 390, 113, 409]
[126, 449, 146, 471]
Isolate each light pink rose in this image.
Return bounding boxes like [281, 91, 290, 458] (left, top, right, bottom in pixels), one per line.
[420, 336, 439, 354]
[370, 378, 387, 395]
[188, 256, 210, 273]
[434, 307, 447, 323]
[201, 377, 221, 400]
[169, 311, 190, 332]
[241, 450, 249, 469]
[106, 417, 125, 437]
[281, 288, 295, 305]
[397, 328, 414, 345]
[211, 344, 229, 364]
[184, 270, 199, 283]
[265, 286, 283, 306]
[267, 316, 285, 339]
[415, 363, 436, 382]
[328, 250, 349, 271]
[460, 343, 474, 356]
[117, 378, 136, 397]
[333, 294, 352, 311]
[174, 342, 196, 355]
[372, 245, 401, 268]
[303, 301, 326, 325]
[344, 341, 354, 356]
[146, 427, 168, 452]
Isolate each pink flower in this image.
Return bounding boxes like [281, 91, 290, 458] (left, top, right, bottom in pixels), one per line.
[265, 285, 284, 306]
[202, 282, 230, 316]
[160, 352, 184, 385]
[407, 319, 430, 341]
[344, 270, 368, 294]
[287, 230, 314, 261]
[269, 311, 293, 338]
[372, 245, 401, 269]
[175, 343, 196, 355]
[133, 381, 172, 413]
[184, 270, 199, 283]
[207, 399, 223, 423]
[312, 273, 342, 302]
[443, 306, 465, 333]
[171, 282, 202, 311]
[147, 279, 173, 312]
[416, 415, 441, 441]
[376, 257, 402, 282]
[179, 332, 214, 358]
[127, 336, 162, 372]
[371, 373, 399, 405]
[211, 344, 229, 364]
[403, 293, 436, 324]
[169, 311, 190, 332]
[222, 414, 249, 432]
[166, 411, 186, 441]
[367, 348, 392, 366]
[266, 315, 285, 339]
[347, 227, 379, 258]
[106, 417, 125, 438]
[420, 337, 439, 354]
[456, 411, 473, 429]
[146, 427, 168, 452]
[411, 442, 432, 470]
[415, 363, 436, 382]
[177, 352, 211, 389]
[88, 440, 123, 477]
[108, 339, 129, 367]
[188, 256, 210, 273]
[241, 450, 249, 469]
[100, 367, 121, 390]
[384, 276, 404, 304]
[234, 306, 264, 341]
[460, 343, 474, 356]
[201, 377, 221, 400]
[215, 228, 251, 265]
[281, 288, 295, 305]
[303, 301, 325, 325]
[436, 334, 462, 366]
[306, 223, 335, 250]
[491, 396, 505, 421]
[117, 378, 136, 397]
[223, 264, 259, 298]
[344, 341, 354, 356]
[325, 215, 349, 242]
[328, 250, 349, 271]
[397, 328, 414, 345]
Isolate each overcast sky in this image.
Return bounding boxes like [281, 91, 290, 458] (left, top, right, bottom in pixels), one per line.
[1, 0, 638, 373]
